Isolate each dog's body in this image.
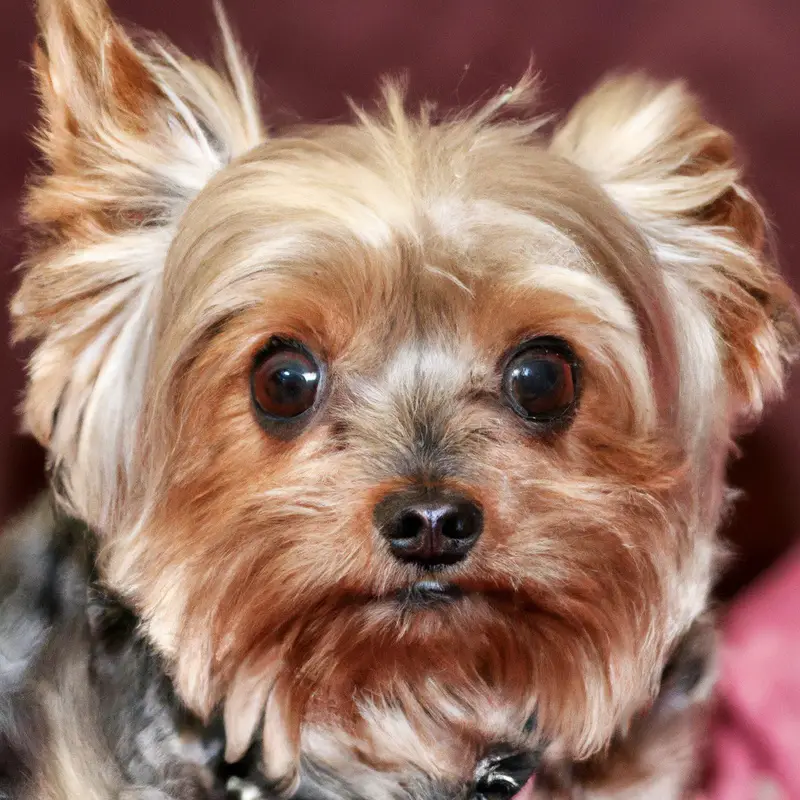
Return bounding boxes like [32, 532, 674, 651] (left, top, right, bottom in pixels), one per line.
[3, 0, 798, 797]
[0, 496, 240, 800]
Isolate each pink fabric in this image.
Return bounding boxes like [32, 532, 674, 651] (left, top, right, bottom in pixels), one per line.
[704, 546, 800, 800]
[510, 549, 800, 800]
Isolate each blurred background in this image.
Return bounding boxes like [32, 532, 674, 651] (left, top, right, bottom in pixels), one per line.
[0, 0, 797, 601]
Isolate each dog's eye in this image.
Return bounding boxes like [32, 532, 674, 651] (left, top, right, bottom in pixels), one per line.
[503, 337, 578, 424]
[251, 338, 321, 421]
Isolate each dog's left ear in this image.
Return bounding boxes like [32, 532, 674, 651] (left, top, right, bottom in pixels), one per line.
[14, 0, 262, 528]
[552, 75, 799, 423]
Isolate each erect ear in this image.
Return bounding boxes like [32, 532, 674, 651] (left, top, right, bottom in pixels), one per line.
[552, 74, 799, 424]
[13, 0, 263, 528]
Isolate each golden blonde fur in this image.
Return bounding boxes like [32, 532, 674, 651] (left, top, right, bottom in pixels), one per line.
[534, 615, 718, 798]
[13, 0, 799, 796]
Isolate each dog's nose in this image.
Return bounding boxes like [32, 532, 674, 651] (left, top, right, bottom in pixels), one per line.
[375, 491, 483, 567]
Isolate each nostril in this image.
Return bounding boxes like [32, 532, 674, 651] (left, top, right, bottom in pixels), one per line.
[441, 504, 479, 540]
[440, 510, 465, 540]
[440, 504, 482, 541]
[395, 510, 426, 541]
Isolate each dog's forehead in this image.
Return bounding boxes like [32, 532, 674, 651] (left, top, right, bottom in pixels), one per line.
[172, 148, 609, 311]
[169, 120, 626, 302]
[161, 120, 666, 409]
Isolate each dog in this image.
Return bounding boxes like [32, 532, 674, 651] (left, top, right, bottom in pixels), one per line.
[6, 0, 798, 796]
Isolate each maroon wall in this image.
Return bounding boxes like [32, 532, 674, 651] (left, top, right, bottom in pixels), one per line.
[0, 0, 797, 596]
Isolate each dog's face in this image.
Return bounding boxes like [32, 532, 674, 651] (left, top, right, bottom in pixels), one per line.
[15, 1, 798, 798]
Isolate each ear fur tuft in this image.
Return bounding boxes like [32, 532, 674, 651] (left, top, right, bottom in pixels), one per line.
[13, 0, 264, 527]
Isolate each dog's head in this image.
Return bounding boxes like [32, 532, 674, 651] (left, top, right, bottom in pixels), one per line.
[14, 0, 798, 797]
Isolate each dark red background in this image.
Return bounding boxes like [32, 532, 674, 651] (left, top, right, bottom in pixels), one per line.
[0, 0, 797, 597]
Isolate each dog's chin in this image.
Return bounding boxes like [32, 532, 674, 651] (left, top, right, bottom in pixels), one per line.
[331, 575, 541, 651]
[218, 576, 615, 790]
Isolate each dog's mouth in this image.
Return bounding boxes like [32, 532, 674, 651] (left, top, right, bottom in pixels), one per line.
[356, 578, 537, 620]
[392, 580, 464, 606]
[382, 580, 535, 613]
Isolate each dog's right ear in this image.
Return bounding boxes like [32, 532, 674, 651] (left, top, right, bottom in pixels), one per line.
[552, 75, 799, 428]
[14, 0, 263, 529]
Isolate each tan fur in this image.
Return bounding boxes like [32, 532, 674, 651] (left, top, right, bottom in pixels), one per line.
[13, 0, 799, 796]
[34, 663, 123, 800]
[536, 615, 718, 798]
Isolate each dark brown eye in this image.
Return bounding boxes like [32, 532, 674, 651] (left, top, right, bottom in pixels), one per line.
[503, 337, 578, 423]
[251, 338, 321, 421]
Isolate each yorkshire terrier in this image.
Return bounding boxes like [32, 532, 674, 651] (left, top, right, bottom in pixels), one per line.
[4, 0, 798, 797]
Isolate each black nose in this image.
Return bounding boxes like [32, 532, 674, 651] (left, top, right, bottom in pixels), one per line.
[375, 489, 483, 567]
